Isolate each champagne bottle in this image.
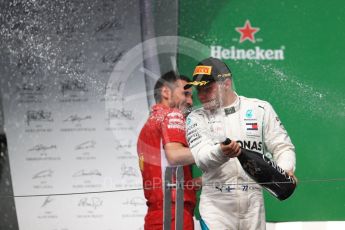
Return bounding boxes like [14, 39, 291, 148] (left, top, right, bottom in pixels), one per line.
[223, 138, 296, 200]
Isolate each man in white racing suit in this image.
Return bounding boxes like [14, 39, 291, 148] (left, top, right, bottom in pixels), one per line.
[184, 57, 296, 230]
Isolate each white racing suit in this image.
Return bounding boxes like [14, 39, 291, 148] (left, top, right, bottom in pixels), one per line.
[186, 95, 296, 230]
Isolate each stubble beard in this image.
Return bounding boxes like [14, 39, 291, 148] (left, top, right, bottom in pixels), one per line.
[203, 98, 220, 111]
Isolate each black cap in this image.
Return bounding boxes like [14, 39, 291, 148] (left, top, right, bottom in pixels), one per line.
[184, 57, 232, 89]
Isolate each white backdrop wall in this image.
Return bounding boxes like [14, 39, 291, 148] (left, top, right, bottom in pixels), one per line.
[0, 0, 156, 229]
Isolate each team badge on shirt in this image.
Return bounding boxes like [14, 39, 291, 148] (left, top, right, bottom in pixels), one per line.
[245, 109, 253, 118]
[139, 155, 144, 171]
[167, 112, 185, 130]
[246, 122, 258, 130]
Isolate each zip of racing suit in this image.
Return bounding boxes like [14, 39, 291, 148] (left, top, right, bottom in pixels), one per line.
[186, 94, 296, 230]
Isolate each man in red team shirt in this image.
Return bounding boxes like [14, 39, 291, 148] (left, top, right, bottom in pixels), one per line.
[137, 71, 197, 230]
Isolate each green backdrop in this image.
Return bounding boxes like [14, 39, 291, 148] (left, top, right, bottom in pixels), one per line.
[178, 0, 345, 221]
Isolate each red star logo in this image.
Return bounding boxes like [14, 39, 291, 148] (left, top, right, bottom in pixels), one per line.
[236, 20, 260, 43]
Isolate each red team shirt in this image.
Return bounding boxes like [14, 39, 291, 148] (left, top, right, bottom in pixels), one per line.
[137, 104, 196, 230]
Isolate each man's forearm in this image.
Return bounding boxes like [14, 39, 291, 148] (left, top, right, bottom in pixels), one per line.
[164, 143, 195, 166]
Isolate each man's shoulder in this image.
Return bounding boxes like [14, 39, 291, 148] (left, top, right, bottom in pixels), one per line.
[166, 108, 184, 118]
[239, 96, 271, 109]
[187, 107, 207, 119]
[150, 104, 184, 120]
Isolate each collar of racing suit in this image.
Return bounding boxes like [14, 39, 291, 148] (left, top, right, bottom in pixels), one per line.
[223, 92, 240, 115]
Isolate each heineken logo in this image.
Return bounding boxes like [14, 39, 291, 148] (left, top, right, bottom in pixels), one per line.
[211, 46, 285, 60]
[236, 20, 260, 43]
[210, 20, 285, 60]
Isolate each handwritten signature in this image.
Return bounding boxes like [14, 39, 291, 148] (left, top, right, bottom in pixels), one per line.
[60, 79, 88, 95]
[18, 83, 44, 92]
[63, 115, 92, 123]
[115, 140, 132, 150]
[75, 140, 96, 150]
[26, 110, 53, 126]
[73, 169, 102, 177]
[121, 164, 138, 178]
[41, 196, 54, 208]
[107, 109, 134, 120]
[29, 144, 57, 152]
[94, 18, 123, 33]
[122, 197, 145, 207]
[78, 197, 103, 210]
[32, 169, 54, 179]
[101, 50, 123, 64]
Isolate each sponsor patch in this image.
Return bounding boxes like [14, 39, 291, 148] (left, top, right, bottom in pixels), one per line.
[168, 118, 183, 123]
[167, 115, 184, 129]
[237, 140, 262, 152]
[193, 65, 212, 76]
[246, 109, 253, 118]
[225, 107, 236, 115]
[246, 122, 258, 130]
[167, 112, 183, 118]
[168, 124, 185, 130]
[186, 117, 192, 125]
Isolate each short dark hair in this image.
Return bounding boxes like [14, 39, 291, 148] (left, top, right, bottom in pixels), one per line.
[153, 71, 190, 103]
